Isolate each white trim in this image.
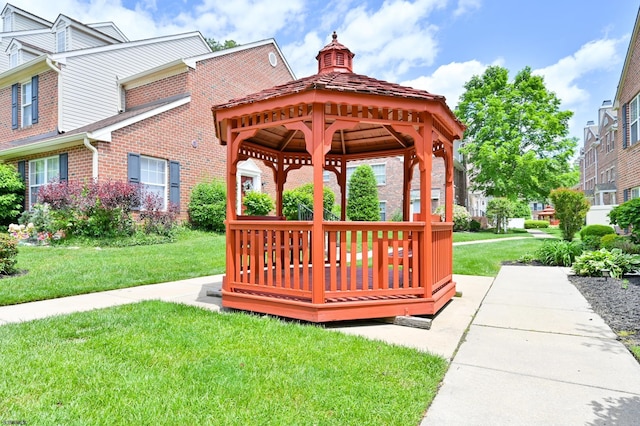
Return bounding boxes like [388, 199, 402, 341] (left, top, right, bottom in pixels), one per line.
[87, 22, 129, 42]
[236, 159, 262, 214]
[51, 15, 121, 45]
[118, 59, 192, 90]
[28, 155, 60, 208]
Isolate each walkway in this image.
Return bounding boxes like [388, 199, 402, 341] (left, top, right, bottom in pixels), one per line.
[422, 265, 640, 425]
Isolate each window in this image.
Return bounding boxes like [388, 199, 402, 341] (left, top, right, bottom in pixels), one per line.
[323, 170, 330, 182]
[631, 187, 640, 200]
[9, 47, 18, 68]
[56, 28, 67, 53]
[371, 164, 386, 185]
[140, 156, 167, 208]
[29, 156, 60, 207]
[21, 81, 32, 127]
[128, 153, 180, 209]
[3, 13, 11, 32]
[629, 94, 640, 146]
[379, 201, 386, 221]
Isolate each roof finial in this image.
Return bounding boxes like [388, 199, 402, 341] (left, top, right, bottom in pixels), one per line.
[332, 31, 338, 41]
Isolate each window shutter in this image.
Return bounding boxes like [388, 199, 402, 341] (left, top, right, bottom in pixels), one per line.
[31, 75, 38, 124]
[127, 153, 140, 183]
[11, 84, 18, 129]
[59, 153, 68, 182]
[169, 160, 180, 209]
[17, 161, 25, 181]
[624, 189, 629, 202]
[622, 103, 628, 149]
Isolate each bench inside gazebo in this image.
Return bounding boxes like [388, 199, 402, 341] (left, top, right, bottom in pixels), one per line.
[212, 33, 465, 322]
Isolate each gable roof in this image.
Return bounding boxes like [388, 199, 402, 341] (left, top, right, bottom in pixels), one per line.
[615, 6, 640, 106]
[1, 3, 53, 28]
[52, 14, 123, 45]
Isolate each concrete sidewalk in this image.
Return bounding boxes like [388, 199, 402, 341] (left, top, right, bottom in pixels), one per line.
[422, 265, 640, 425]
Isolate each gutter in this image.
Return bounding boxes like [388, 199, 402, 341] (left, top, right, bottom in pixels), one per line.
[83, 136, 98, 179]
[45, 57, 64, 133]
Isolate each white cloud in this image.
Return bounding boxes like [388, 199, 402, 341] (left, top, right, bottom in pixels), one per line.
[282, 32, 324, 79]
[401, 58, 502, 109]
[533, 37, 624, 107]
[453, 0, 481, 17]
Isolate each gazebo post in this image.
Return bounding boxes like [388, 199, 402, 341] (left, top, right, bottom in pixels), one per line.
[311, 103, 326, 305]
[444, 144, 454, 223]
[224, 130, 239, 292]
[420, 120, 433, 299]
[339, 157, 347, 221]
[275, 153, 285, 217]
[403, 150, 412, 221]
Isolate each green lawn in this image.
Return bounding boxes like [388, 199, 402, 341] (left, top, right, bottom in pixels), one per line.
[0, 301, 446, 425]
[453, 238, 546, 276]
[0, 229, 226, 306]
[452, 230, 531, 243]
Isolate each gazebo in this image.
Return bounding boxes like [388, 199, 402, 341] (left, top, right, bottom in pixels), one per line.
[212, 33, 465, 322]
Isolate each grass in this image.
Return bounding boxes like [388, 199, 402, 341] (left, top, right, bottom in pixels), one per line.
[0, 301, 447, 425]
[452, 229, 531, 243]
[0, 229, 227, 306]
[453, 238, 547, 276]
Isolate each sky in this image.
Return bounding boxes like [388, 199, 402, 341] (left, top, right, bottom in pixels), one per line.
[10, 0, 640, 147]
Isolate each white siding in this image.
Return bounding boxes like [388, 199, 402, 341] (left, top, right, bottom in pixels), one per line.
[18, 32, 55, 52]
[60, 36, 209, 130]
[89, 24, 127, 42]
[69, 27, 111, 50]
[13, 14, 49, 31]
[21, 50, 38, 62]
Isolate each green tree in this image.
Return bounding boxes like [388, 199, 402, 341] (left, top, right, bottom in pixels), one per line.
[188, 179, 227, 232]
[486, 197, 513, 234]
[0, 163, 24, 226]
[549, 188, 590, 241]
[346, 165, 380, 221]
[282, 184, 335, 220]
[609, 198, 640, 243]
[206, 38, 239, 52]
[456, 66, 578, 201]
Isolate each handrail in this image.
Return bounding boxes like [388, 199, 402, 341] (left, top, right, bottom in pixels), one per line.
[297, 203, 340, 221]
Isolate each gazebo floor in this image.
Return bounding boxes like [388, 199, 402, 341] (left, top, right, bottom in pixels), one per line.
[222, 264, 455, 322]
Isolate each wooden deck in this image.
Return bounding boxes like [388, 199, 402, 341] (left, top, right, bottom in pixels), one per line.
[222, 220, 455, 322]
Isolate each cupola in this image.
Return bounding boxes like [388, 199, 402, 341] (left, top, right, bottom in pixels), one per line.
[316, 31, 355, 74]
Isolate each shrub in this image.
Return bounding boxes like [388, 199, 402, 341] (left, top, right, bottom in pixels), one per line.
[608, 238, 640, 255]
[511, 200, 532, 219]
[525, 220, 549, 229]
[0, 233, 18, 275]
[535, 240, 583, 266]
[434, 204, 471, 231]
[572, 248, 640, 279]
[0, 164, 25, 227]
[346, 165, 380, 221]
[486, 198, 513, 233]
[188, 179, 227, 232]
[579, 224, 615, 240]
[609, 198, 640, 243]
[140, 193, 179, 237]
[469, 219, 481, 232]
[581, 235, 602, 251]
[600, 234, 621, 250]
[19, 203, 57, 234]
[549, 188, 590, 241]
[390, 210, 403, 222]
[282, 184, 336, 220]
[37, 179, 141, 239]
[242, 191, 274, 216]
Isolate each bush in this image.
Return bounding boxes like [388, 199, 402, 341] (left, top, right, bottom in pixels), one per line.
[140, 193, 179, 237]
[242, 191, 274, 216]
[549, 188, 590, 241]
[390, 210, 403, 222]
[0, 233, 18, 275]
[469, 219, 481, 232]
[188, 179, 227, 232]
[535, 240, 583, 266]
[572, 248, 640, 279]
[579, 224, 615, 240]
[346, 165, 380, 221]
[525, 220, 549, 229]
[282, 184, 336, 220]
[600, 234, 621, 250]
[581, 235, 602, 251]
[434, 204, 470, 231]
[609, 198, 640, 243]
[0, 164, 25, 227]
[608, 238, 640, 255]
[37, 179, 141, 239]
[511, 200, 532, 219]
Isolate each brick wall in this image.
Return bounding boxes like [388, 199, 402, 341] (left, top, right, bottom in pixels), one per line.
[0, 69, 58, 147]
[616, 29, 640, 201]
[125, 73, 189, 109]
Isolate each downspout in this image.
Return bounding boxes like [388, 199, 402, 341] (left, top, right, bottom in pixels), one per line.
[83, 136, 98, 179]
[45, 57, 63, 133]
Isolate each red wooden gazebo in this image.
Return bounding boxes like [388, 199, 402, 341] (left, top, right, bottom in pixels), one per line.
[212, 33, 465, 322]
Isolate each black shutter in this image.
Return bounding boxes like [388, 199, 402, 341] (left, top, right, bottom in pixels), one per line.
[17, 161, 25, 181]
[31, 75, 38, 124]
[127, 153, 140, 183]
[624, 189, 629, 202]
[622, 103, 628, 149]
[59, 153, 68, 182]
[169, 160, 180, 209]
[11, 84, 18, 129]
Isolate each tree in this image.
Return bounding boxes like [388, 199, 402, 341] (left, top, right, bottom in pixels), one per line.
[346, 165, 380, 221]
[549, 188, 590, 241]
[609, 198, 640, 243]
[206, 38, 239, 52]
[456, 66, 578, 202]
[486, 198, 513, 234]
[282, 184, 335, 220]
[0, 163, 24, 226]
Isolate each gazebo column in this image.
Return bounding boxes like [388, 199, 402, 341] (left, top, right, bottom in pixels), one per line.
[402, 150, 412, 221]
[339, 157, 347, 221]
[275, 153, 285, 217]
[444, 142, 454, 223]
